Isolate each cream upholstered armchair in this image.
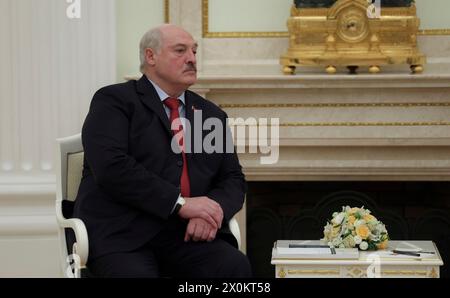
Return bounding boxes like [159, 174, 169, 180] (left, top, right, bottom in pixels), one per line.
[55, 133, 242, 278]
[55, 134, 88, 278]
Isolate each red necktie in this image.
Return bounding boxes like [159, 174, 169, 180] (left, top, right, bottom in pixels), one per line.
[163, 97, 191, 197]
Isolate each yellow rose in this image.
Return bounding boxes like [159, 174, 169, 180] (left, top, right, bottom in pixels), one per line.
[356, 225, 370, 240]
[348, 215, 356, 225]
[349, 207, 359, 214]
[331, 226, 341, 238]
[377, 240, 388, 249]
[364, 214, 376, 222]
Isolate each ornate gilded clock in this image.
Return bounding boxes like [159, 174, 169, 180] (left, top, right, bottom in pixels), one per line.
[281, 0, 426, 74]
[336, 7, 369, 43]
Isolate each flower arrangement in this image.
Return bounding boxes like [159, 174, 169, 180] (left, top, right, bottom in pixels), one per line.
[322, 206, 389, 251]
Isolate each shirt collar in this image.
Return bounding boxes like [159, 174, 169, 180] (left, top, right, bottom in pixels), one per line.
[147, 77, 186, 106]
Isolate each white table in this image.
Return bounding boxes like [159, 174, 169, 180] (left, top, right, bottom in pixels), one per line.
[271, 240, 444, 278]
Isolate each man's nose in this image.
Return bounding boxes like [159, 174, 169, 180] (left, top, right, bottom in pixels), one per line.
[186, 49, 196, 64]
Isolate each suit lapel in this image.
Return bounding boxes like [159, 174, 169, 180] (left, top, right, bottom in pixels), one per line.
[185, 91, 202, 154]
[185, 91, 194, 128]
[136, 75, 172, 136]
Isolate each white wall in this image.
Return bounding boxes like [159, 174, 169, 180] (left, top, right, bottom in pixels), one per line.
[116, 0, 165, 82]
[0, 0, 116, 277]
[208, 0, 291, 32]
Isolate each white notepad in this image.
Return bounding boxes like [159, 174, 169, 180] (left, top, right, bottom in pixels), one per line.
[273, 240, 359, 259]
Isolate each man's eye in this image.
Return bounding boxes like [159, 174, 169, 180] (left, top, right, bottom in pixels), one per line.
[175, 48, 185, 53]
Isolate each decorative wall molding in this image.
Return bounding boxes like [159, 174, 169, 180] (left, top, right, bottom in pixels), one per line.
[0, 215, 57, 236]
[0, 0, 116, 277]
[278, 121, 450, 127]
[165, 0, 170, 23]
[201, 0, 288, 38]
[219, 102, 450, 108]
[419, 29, 450, 36]
[202, 0, 450, 38]
[220, 102, 450, 127]
[195, 73, 450, 88]
[242, 167, 450, 182]
[0, 0, 115, 182]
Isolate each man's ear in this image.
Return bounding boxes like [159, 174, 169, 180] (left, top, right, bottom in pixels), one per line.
[145, 48, 157, 66]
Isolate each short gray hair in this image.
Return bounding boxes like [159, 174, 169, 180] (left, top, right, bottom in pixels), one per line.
[139, 27, 163, 73]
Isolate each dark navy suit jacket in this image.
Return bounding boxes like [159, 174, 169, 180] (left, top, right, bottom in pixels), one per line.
[74, 75, 246, 261]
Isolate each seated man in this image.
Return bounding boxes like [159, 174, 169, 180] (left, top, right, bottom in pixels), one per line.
[73, 24, 252, 278]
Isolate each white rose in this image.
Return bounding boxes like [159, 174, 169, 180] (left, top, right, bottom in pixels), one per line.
[371, 235, 380, 242]
[354, 219, 366, 227]
[368, 221, 377, 230]
[342, 235, 356, 248]
[332, 213, 345, 225]
[359, 241, 369, 250]
[323, 225, 333, 241]
[332, 237, 342, 247]
[353, 235, 362, 245]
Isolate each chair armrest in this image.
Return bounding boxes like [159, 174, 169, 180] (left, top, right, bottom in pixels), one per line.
[56, 216, 89, 268]
[229, 217, 241, 250]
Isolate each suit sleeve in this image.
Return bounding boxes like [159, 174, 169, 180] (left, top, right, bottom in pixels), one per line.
[207, 111, 247, 222]
[82, 87, 179, 219]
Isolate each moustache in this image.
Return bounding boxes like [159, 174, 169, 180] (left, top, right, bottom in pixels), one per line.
[184, 64, 197, 72]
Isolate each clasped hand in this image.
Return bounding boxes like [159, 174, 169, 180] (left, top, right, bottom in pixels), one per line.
[178, 196, 223, 242]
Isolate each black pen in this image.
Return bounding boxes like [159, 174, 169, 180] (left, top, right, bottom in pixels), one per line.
[393, 250, 435, 255]
[392, 250, 420, 257]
